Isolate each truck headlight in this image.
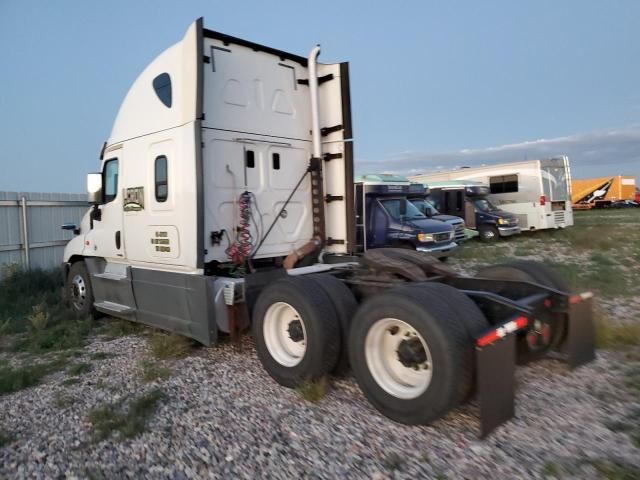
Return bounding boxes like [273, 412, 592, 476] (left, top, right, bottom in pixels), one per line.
[417, 233, 434, 242]
[497, 218, 506, 225]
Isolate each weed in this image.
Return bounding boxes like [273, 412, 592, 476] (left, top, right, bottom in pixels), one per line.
[53, 392, 74, 408]
[148, 333, 194, 360]
[27, 303, 50, 331]
[594, 311, 640, 350]
[62, 377, 80, 386]
[542, 461, 561, 478]
[140, 359, 172, 383]
[90, 352, 114, 361]
[67, 362, 92, 376]
[295, 377, 328, 403]
[13, 316, 94, 354]
[0, 267, 63, 334]
[0, 358, 68, 395]
[87, 388, 165, 441]
[623, 364, 640, 392]
[586, 458, 640, 480]
[0, 429, 14, 447]
[435, 474, 448, 480]
[96, 378, 106, 389]
[383, 451, 403, 471]
[100, 320, 146, 339]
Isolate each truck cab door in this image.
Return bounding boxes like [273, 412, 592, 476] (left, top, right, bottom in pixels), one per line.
[85, 152, 126, 261]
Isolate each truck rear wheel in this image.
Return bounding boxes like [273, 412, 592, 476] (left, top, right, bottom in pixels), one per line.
[476, 261, 569, 363]
[349, 284, 473, 425]
[252, 276, 340, 388]
[67, 261, 95, 318]
[307, 274, 358, 374]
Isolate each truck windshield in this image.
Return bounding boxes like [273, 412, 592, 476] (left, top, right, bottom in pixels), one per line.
[410, 198, 440, 216]
[381, 198, 426, 221]
[474, 198, 500, 213]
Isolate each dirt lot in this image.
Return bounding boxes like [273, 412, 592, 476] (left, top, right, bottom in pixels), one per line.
[1, 209, 639, 479]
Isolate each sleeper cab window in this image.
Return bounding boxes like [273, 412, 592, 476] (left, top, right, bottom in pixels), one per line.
[246, 149, 255, 168]
[155, 156, 168, 202]
[153, 73, 172, 108]
[103, 158, 119, 203]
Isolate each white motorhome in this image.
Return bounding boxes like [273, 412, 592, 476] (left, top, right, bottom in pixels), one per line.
[409, 157, 574, 231]
[61, 19, 594, 435]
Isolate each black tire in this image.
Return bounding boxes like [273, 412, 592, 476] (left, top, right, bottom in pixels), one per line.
[349, 283, 473, 425]
[404, 282, 489, 400]
[67, 261, 95, 318]
[307, 274, 358, 374]
[252, 276, 340, 388]
[476, 260, 569, 363]
[478, 225, 499, 242]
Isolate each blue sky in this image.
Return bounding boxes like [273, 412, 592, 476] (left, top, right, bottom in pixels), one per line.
[1, 0, 638, 192]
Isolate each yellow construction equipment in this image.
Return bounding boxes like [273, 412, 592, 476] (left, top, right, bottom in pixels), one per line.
[571, 175, 636, 209]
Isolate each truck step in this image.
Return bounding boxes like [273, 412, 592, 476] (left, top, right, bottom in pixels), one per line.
[94, 301, 135, 314]
[93, 272, 128, 281]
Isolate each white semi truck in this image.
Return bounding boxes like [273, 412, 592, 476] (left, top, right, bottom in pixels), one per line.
[62, 19, 594, 437]
[409, 158, 574, 231]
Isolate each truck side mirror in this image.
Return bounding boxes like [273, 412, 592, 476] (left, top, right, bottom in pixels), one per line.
[87, 173, 103, 204]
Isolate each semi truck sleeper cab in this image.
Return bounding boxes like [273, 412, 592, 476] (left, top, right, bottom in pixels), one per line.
[61, 18, 595, 438]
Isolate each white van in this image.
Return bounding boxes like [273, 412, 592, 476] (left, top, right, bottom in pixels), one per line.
[409, 157, 574, 231]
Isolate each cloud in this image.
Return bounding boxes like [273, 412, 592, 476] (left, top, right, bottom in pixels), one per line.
[356, 125, 640, 180]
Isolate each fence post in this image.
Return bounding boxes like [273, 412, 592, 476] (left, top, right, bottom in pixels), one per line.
[20, 196, 30, 269]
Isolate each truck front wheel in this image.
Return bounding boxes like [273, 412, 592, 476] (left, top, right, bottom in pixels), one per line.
[67, 261, 95, 318]
[478, 225, 499, 242]
[252, 276, 340, 388]
[349, 284, 473, 425]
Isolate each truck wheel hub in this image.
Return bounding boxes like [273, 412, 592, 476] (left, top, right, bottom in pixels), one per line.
[287, 320, 304, 343]
[263, 302, 307, 367]
[70, 274, 86, 309]
[365, 318, 433, 399]
[526, 322, 552, 350]
[397, 337, 428, 369]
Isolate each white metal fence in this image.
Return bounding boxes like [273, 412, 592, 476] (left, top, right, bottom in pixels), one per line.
[0, 191, 88, 278]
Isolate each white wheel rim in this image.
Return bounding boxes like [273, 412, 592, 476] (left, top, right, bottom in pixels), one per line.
[365, 318, 432, 399]
[263, 302, 307, 367]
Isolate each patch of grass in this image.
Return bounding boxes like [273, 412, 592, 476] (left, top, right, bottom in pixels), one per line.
[0, 358, 68, 395]
[148, 333, 194, 360]
[62, 377, 80, 386]
[89, 352, 114, 361]
[606, 407, 640, 448]
[513, 246, 535, 257]
[295, 377, 328, 403]
[0, 267, 94, 354]
[624, 364, 640, 393]
[0, 429, 14, 447]
[594, 311, 640, 350]
[542, 461, 561, 478]
[99, 319, 146, 339]
[383, 451, 403, 471]
[0, 267, 63, 334]
[87, 388, 165, 442]
[139, 359, 172, 383]
[13, 317, 93, 354]
[587, 458, 640, 480]
[67, 362, 92, 376]
[53, 391, 74, 408]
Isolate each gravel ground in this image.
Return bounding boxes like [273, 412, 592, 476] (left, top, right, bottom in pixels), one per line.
[1, 331, 639, 479]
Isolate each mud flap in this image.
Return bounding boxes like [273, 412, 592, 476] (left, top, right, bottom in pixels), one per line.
[476, 334, 516, 438]
[565, 296, 596, 368]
